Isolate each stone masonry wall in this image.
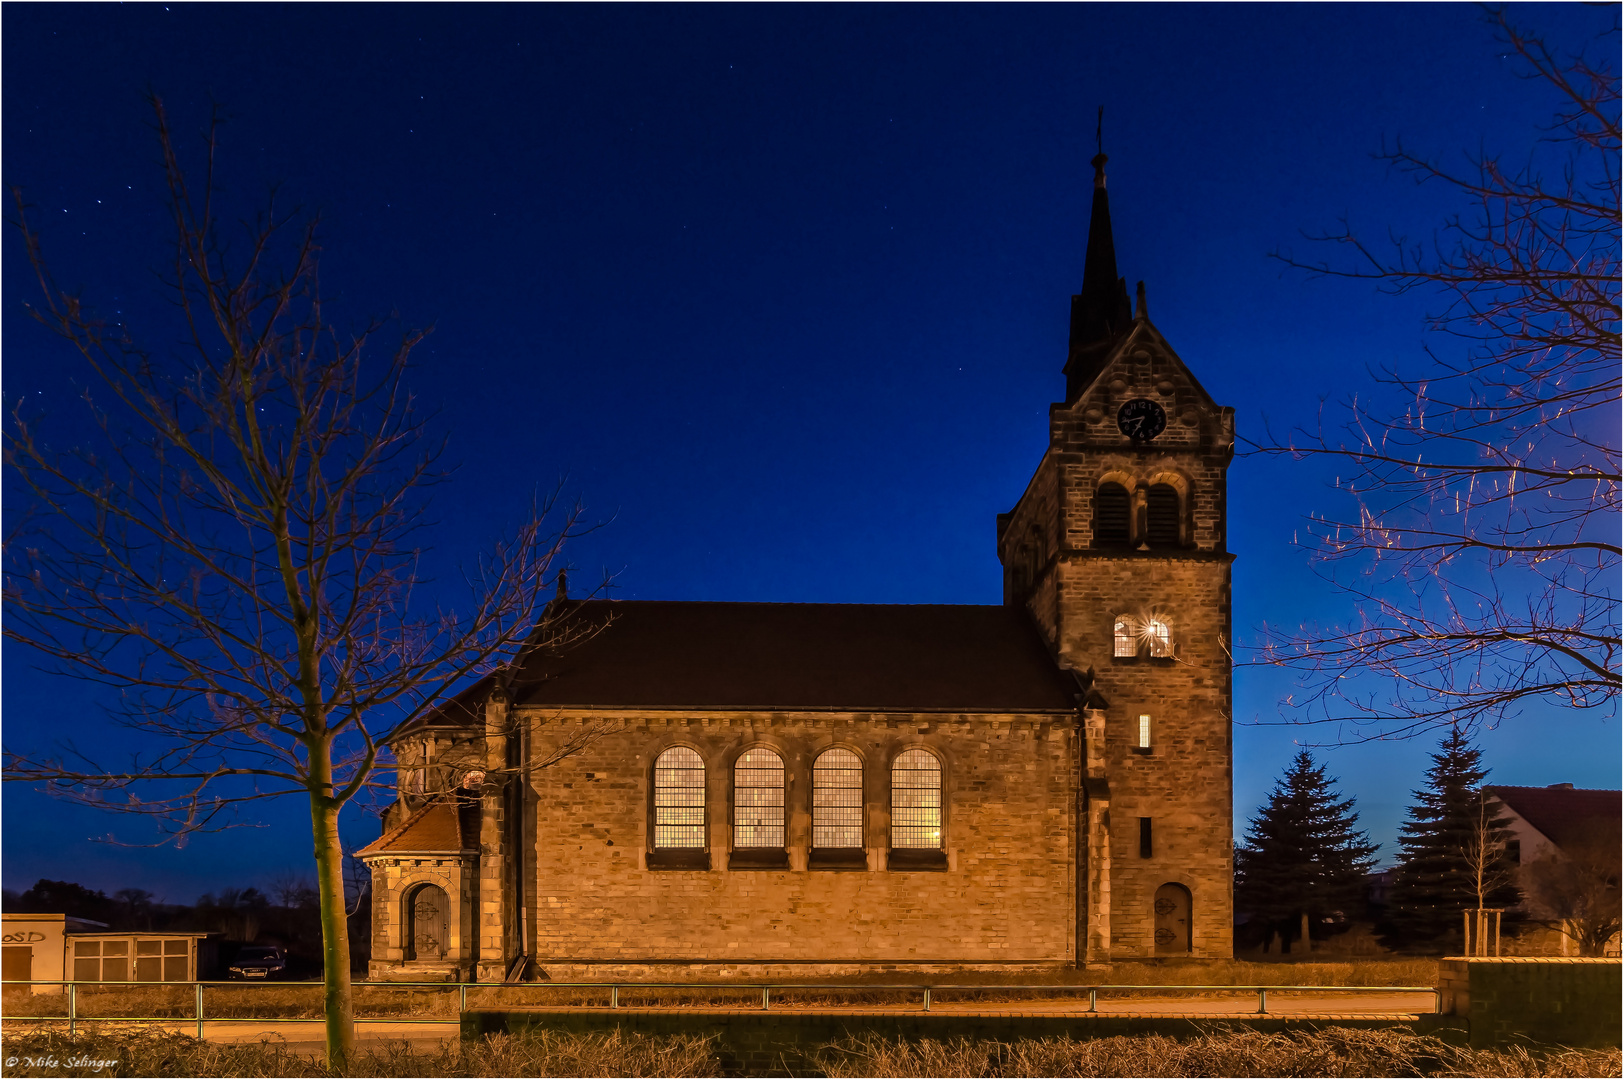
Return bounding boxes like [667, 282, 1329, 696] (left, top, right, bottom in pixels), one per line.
[520, 710, 1080, 973]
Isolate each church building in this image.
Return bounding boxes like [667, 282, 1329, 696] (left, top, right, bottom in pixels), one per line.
[360, 154, 1237, 980]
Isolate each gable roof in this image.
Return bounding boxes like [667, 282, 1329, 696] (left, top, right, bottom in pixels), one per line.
[356, 798, 477, 857]
[1487, 785, 1622, 853]
[417, 601, 1078, 724]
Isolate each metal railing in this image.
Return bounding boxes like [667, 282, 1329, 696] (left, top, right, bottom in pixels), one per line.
[1, 978, 1443, 1036]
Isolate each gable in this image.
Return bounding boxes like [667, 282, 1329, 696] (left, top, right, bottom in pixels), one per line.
[1061, 320, 1225, 445]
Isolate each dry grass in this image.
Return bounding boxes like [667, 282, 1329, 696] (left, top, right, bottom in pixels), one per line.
[814, 1028, 1624, 1078]
[0, 1025, 718, 1077]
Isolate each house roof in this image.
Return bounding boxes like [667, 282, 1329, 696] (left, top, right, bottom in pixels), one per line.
[416, 601, 1079, 725]
[1487, 785, 1622, 853]
[356, 798, 477, 857]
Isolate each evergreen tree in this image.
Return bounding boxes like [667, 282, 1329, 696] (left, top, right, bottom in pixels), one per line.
[1235, 750, 1379, 951]
[1381, 726, 1521, 951]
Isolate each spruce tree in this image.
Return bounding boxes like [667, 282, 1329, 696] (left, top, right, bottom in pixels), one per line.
[1235, 750, 1379, 952]
[1381, 726, 1521, 951]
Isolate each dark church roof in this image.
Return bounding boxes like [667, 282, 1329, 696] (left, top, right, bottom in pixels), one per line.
[1487, 784, 1622, 853]
[424, 601, 1079, 722]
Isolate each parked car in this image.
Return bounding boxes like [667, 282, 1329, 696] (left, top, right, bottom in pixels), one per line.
[226, 945, 288, 980]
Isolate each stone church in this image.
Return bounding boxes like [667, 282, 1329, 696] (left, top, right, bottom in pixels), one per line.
[360, 154, 1236, 981]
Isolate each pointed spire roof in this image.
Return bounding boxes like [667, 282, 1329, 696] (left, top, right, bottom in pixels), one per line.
[1063, 146, 1134, 403]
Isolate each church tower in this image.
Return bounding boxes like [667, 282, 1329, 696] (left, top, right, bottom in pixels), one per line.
[997, 152, 1235, 961]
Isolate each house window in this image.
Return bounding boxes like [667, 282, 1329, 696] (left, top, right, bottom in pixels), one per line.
[652, 747, 706, 849]
[1138, 715, 1152, 750]
[1147, 618, 1173, 658]
[134, 939, 190, 982]
[813, 749, 863, 849]
[1140, 817, 1154, 858]
[890, 750, 943, 849]
[733, 748, 786, 850]
[1114, 618, 1136, 658]
[71, 940, 129, 983]
[1094, 483, 1131, 547]
[1146, 483, 1180, 547]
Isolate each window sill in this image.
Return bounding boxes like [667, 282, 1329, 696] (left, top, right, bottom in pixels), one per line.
[808, 848, 868, 871]
[646, 849, 710, 871]
[888, 850, 948, 872]
[1131, 746, 1153, 756]
[728, 848, 790, 871]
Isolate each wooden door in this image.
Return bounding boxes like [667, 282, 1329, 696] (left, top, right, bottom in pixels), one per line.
[407, 885, 448, 961]
[2, 946, 32, 984]
[1153, 883, 1192, 954]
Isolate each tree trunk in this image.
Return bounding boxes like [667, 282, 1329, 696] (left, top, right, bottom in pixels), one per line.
[308, 770, 354, 1067]
[1299, 911, 1311, 955]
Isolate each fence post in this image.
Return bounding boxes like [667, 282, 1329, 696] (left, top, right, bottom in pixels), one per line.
[1088, 988, 1097, 1013]
[762, 987, 769, 1012]
[460, 983, 467, 1015]
[923, 987, 931, 1013]
[611, 985, 618, 1009]
[196, 981, 204, 1039]
[1256, 988, 1268, 1015]
[69, 982, 77, 1036]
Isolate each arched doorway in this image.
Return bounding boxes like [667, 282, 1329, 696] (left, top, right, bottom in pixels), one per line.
[1153, 882, 1192, 954]
[404, 884, 448, 961]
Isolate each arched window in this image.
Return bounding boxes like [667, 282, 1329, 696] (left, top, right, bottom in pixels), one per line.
[1113, 618, 1136, 658]
[1147, 618, 1173, 658]
[1094, 483, 1131, 547]
[733, 748, 786, 850]
[1146, 484, 1181, 547]
[813, 749, 863, 850]
[890, 750, 943, 862]
[652, 747, 705, 850]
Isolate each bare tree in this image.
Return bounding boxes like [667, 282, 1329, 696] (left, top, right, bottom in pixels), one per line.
[1523, 837, 1622, 957]
[3, 97, 602, 1064]
[1458, 790, 1517, 955]
[1255, 10, 1620, 740]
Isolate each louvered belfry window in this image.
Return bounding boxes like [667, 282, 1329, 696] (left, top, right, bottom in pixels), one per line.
[1094, 483, 1131, 546]
[733, 748, 786, 849]
[653, 746, 706, 849]
[1146, 484, 1181, 547]
[890, 750, 943, 849]
[813, 749, 864, 849]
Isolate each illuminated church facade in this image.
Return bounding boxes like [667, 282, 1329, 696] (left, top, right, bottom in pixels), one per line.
[360, 154, 1237, 980]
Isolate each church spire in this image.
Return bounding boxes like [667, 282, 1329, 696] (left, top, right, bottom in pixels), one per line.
[1064, 115, 1134, 403]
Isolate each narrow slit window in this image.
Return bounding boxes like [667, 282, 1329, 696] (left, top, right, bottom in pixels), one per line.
[1139, 817, 1153, 859]
[1147, 618, 1173, 658]
[1138, 715, 1152, 749]
[813, 749, 864, 849]
[653, 747, 706, 849]
[1114, 618, 1136, 658]
[891, 750, 943, 849]
[733, 748, 786, 849]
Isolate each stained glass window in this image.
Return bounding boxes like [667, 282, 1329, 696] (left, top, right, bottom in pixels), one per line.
[813, 749, 863, 849]
[653, 746, 706, 849]
[733, 748, 785, 849]
[890, 749, 942, 850]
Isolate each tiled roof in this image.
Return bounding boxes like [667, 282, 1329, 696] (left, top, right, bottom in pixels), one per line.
[1487, 785, 1621, 853]
[415, 601, 1079, 724]
[357, 798, 476, 857]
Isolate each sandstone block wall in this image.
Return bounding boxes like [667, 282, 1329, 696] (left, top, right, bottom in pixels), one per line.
[366, 854, 477, 981]
[1440, 957, 1623, 1048]
[519, 710, 1080, 973]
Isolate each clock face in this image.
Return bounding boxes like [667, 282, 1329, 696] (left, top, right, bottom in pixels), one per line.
[1117, 398, 1167, 441]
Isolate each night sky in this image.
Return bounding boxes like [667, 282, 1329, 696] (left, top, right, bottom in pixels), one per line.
[3, 3, 1618, 902]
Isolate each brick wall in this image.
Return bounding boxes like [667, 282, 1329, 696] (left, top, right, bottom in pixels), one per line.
[519, 710, 1080, 974]
[1439, 956, 1622, 1048]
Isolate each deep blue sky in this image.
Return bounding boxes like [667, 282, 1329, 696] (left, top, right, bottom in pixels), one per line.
[3, 3, 1618, 902]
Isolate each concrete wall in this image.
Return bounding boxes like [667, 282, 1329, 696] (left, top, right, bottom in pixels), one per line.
[1439, 957, 1622, 1048]
[521, 710, 1080, 975]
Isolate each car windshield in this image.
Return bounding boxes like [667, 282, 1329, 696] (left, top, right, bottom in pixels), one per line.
[237, 949, 279, 960]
